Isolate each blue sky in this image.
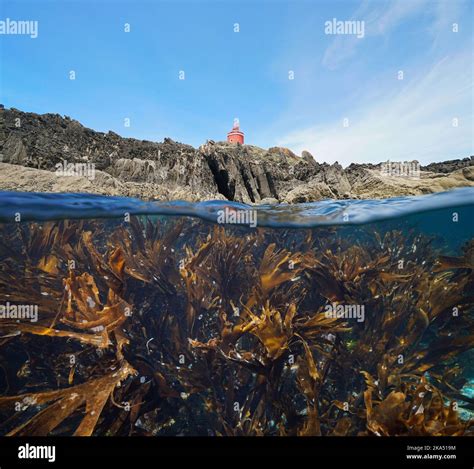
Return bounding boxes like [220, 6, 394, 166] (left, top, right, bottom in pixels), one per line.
[0, 0, 472, 165]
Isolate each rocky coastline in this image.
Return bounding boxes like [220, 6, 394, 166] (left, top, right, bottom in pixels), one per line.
[1, 107, 473, 204]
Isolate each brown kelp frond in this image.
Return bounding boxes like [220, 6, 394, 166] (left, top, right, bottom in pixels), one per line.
[0, 322, 110, 348]
[257, 243, 305, 296]
[245, 302, 295, 360]
[402, 335, 474, 374]
[183, 226, 255, 291]
[0, 361, 135, 436]
[0, 268, 132, 353]
[294, 308, 351, 341]
[107, 217, 183, 292]
[363, 376, 471, 436]
[178, 226, 259, 335]
[0, 219, 472, 436]
[243, 243, 309, 312]
[61, 271, 131, 333]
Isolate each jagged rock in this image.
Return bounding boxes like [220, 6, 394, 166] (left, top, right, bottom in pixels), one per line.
[268, 146, 298, 159]
[2, 133, 27, 164]
[346, 165, 474, 198]
[301, 150, 315, 164]
[0, 106, 472, 203]
[283, 181, 335, 203]
[422, 157, 473, 174]
[462, 166, 474, 181]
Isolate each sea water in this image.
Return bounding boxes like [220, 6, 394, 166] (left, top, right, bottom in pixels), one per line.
[0, 188, 472, 436]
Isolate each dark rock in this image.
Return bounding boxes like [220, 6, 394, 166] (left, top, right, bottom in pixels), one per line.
[301, 150, 315, 164]
[421, 157, 473, 174]
[0, 106, 472, 203]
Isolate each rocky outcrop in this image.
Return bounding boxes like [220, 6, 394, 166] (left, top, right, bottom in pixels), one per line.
[421, 158, 473, 174]
[0, 106, 473, 203]
[0, 163, 125, 195]
[0, 162, 228, 202]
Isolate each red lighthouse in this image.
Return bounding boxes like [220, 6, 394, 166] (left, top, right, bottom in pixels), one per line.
[227, 121, 244, 144]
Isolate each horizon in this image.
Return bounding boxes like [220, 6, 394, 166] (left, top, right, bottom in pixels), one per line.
[1, 0, 473, 166]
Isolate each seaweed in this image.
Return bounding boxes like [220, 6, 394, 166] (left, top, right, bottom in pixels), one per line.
[0, 217, 472, 436]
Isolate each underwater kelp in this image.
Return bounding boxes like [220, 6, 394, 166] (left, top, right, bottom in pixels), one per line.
[0, 217, 472, 436]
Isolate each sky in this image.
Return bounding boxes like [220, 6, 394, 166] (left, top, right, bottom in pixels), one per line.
[0, 0, 472, 166]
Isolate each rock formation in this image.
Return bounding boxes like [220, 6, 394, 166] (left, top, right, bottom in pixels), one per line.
[0, 106, 472, 203]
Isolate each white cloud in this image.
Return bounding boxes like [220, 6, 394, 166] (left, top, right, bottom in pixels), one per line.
[322, 0, 442, 70]
[276, 50, 473, 166]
